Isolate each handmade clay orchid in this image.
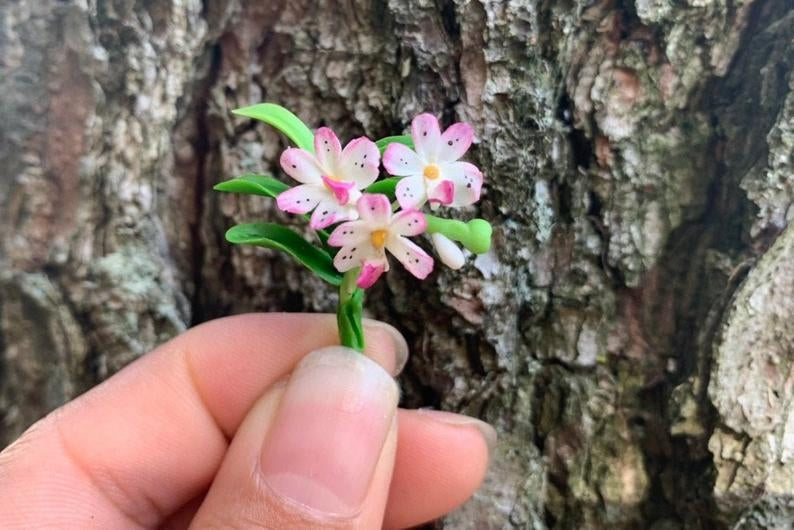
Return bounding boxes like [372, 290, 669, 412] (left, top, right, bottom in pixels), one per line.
[382, 114, 483, 210]
[328, 194, 433, 288]
[277, 127, 379, 229]
[218, 103, 491, 351]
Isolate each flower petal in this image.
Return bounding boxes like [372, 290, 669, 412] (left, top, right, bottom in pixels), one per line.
[276, 184, 327, 214]
[395, 175, 427, 210]
[438, 122, 474, 163]
[386, 235, 434, 279]
[382, 142, 423, 176]
[328, 220, 371, 247]
[314, 127, 342, 174]
[357, 260, 387, 288]
[431, 233, 465, 270]
[444, 161, 483, 207]
[390, 209, 427, 237]
[310, 199, 356, 229]
[333, 242, 380, 272]
[427, 179, 454, 206]
[356, 193, 392, 225]
[340, 137, 380, 188]
[411, 113, 441, 162]
[280, 148, 323, 184]
[321, 175, 355, 204]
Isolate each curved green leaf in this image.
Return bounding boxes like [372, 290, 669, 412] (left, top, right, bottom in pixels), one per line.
[363, 177, 401, 198]
[232, 103, 315, 152]
[225, 223, 341, 285]
[375, 135, 413, 154]
[213, 174, 288, 199]
[215, 175, 330, 244]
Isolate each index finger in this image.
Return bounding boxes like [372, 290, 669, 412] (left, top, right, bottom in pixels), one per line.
[0, 313, 405, 528]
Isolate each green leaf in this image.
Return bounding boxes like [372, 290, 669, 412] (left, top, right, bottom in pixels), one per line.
[363, 177, 401, 198]
[375, 135, 413, 154]
[215, 175, 330, 244]
[232, 103, 315, 152]
[225, 223, 341, 285]
[213, 174, 289, 199]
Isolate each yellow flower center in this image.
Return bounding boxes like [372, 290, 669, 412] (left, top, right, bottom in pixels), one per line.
[423, 164, 441, 180]
[370, 229, 388, 248]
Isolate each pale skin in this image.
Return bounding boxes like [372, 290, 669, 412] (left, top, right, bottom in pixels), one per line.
[0, 313, 493, 529]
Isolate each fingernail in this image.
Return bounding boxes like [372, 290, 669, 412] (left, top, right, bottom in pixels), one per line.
[363, 319, 409, 375]
[260, 346, 399, 519]
[416, 409, 497, 456]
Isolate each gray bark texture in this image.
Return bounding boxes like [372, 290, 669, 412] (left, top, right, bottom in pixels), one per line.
[1, 0, 793, 527]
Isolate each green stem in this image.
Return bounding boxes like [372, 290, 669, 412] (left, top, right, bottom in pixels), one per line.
[425, 215, 493, 254]
[337, 269, 365, 351]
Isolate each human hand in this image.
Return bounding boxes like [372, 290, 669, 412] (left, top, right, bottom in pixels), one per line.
[0, 314, 494, 528]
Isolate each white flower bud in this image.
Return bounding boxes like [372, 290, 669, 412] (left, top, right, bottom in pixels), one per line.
[431, 233, 465, 270]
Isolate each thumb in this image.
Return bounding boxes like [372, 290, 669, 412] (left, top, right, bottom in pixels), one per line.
[190, 346, 399, 529]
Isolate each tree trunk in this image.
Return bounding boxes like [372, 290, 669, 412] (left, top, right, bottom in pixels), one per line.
[2, 0, 793, 527]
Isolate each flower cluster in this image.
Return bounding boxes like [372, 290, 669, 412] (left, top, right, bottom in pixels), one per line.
[276, 114, 485, 288]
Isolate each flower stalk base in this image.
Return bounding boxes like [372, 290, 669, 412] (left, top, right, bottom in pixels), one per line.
[337, 268, 365, 351]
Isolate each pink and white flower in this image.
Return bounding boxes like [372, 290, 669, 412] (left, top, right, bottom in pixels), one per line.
[277, 127, 379, 229]
[328, 194, 434, 288]
[382, 113, 483, 210]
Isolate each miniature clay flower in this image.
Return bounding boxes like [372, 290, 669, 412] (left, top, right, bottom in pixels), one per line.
[328, 194, 433, 288]
[277, 127, 379, 229]
[382, 114, 483, 209]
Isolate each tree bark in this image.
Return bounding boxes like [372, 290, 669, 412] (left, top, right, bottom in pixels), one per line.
[1, 0, 793, 527]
